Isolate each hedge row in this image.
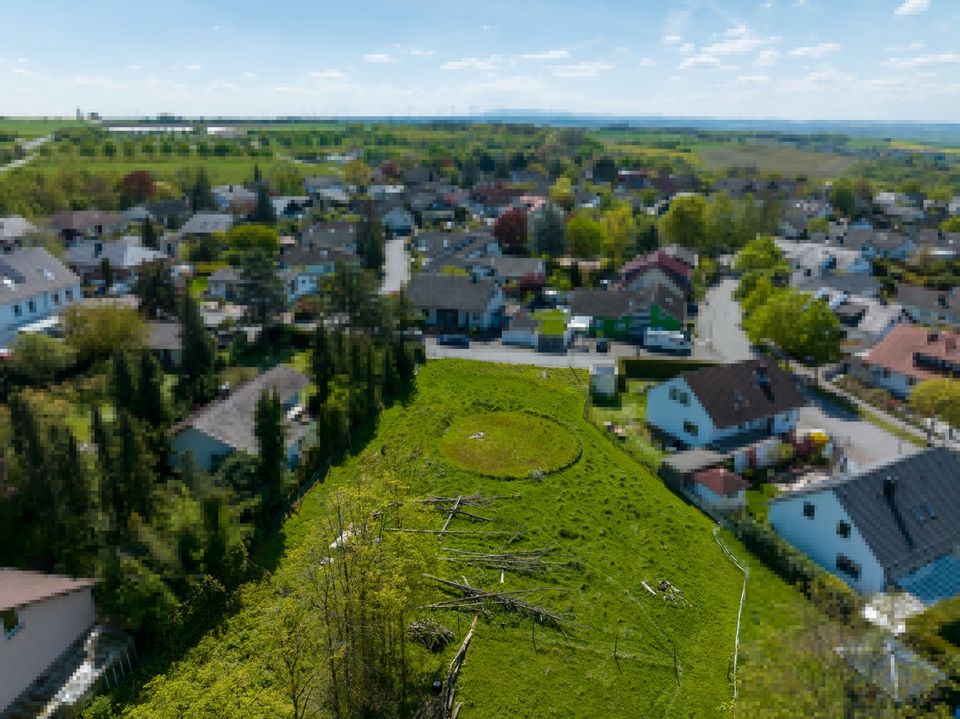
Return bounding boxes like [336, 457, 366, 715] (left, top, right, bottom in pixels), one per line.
[618, 357, 718, 382]
[732, 514, 862, 623]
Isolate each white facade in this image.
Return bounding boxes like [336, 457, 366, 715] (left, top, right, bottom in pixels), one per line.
[693, 483, 746, 512]
[0, 587, 96, 713]
[623, 266, 686, 298]
[0, 282, 82, 337]
[852, 360, 917, 398]
[769, 490, 886, 594]
[646, 376, 799, 448]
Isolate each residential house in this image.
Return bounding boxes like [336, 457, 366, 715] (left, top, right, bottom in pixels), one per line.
[278, 244, 359, 302]
[405, 273, 504, 331]
[0, 248, 82, 339]
[207, 267, 244, 302]
[48, 211, 126, 246]
[300, 221, 358, 255]
[144, 198, 192, 229]
[688, 467, 750, 515]
[401, 167, 438, 186]
[179, 212, 234, 238]
[569, 287, 685, 341]
[170, 365, 311, 471]
[897, 284, 960, 328]
[304, 176, 350, 206]
[413, 231, 500, 269]
[838, 229, 916, 261]
[851, 324, 960, 397]
[913, 230, 960, 261]
[828, 296, 908, 354]
[949, 197, 960, 216]
[212, 184, 257, 215]
[382, 207, 414, 237]
[0, 216, 36, 252]
[646, 359, 806, 449]
[146, 321, 182, 367]
[768, 448, 960, 601]
[796, 273, 883, 299]
[0, 569, 96, 714]
[501, 309, 541, 348]
[660, 244, 698, 270]
[271, 196, 311, 220]
[777, 240, 871, 283]
[64, 235, 167, 285]
[619, 250, 693, 300]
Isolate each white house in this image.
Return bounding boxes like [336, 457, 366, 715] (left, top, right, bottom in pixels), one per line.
[0, 248, 82, 343]
[769, 448, 960, 602]
[646, 360, 806, 449]
[689, 467, 750, 514]
[171, 365, 311, 471]
[852, 325, 960, 398]
[0, 569, 96, 714]
[405, 273, 504, 331]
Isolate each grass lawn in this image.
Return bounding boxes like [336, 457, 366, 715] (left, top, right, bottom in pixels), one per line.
[531, 309, 568, 337]
[187, 275, 207, 299]
[695, 143, 857, 178]
[744, 483, 780, 522]
[438, 411, 581, 478]
[588, 379, 664, 470]
[118, 360, 750, 718]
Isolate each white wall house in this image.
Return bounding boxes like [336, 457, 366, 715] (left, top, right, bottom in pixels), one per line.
[769, 489, 886, 594]
[646, 360, 805, 449]
[0, 570, 96, 714]
[0, 248, 82, 343]
[406, 274, 504, 331]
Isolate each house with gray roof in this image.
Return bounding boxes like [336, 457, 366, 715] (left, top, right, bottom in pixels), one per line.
[406, 273, 504, 331]
[171, 365, 311, 471]
[48, 211, 127, 246]
[207, 267, 244, 302]
[64, 236, 167, 285]
[0, 216, 36, 252]
[0, 248, 81, 341]
[769, 448, 960, 602]
[180, 213, 234, 237]
[896, 284, 960, 328]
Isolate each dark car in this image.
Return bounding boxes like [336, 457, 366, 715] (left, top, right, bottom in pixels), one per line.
[437, 333, 470, 348]
[595, 339, 609, 353]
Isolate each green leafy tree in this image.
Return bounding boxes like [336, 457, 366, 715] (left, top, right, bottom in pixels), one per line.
[100, 257, 114, 289]
[548, 177, 575, 211]
[529, 203, 566, 256]
[226, 224, 279, 258]
[910, 378, 960, 427]
[111, 351, 137, 415]
[8, 333, 77, 384]
[357, 201, 385, 272]
[704, 191, 738, 254]
[189, 167, 215, 212]
[177, 292, 217, 406]
[343, 159, 371, 189]
[239, 248, 286, 327]
[659, 193, 707, 251]
[600, 203, 635, 267]
[255, 389, 286, 523]
[941, 216, 960, 233]
[134, 261, 176, 319]
[829, 179, 856, 218]
[142, 216, 158, 249]
[250, 183, 277, 224]
[63, 304, 147, 361]
[566, 212, 606, 258]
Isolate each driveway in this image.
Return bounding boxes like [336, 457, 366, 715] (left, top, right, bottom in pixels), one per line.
[798, 391, 919, 473]
[426, 337, 626, 369]
[696, 278, 754, 363]
[380, 238, 410, 294]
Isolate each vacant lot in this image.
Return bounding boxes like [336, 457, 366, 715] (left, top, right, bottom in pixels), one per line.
[696, 143, 857, 178]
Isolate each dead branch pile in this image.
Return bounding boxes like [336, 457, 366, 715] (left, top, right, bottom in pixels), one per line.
[408, 618, 455, 652]
[423, 574, 567, 627]
[420, 492, 520, 509]
[413, 615, 478, 719]
[440, 547, 565, 575]
[658, 579, 692, 608]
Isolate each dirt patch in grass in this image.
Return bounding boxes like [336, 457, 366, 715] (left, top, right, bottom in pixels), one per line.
[439, 411, 581, 479]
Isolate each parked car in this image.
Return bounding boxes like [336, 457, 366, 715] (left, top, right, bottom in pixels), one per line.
[644, 329, 692, 356]
[437, 334, 470, 348]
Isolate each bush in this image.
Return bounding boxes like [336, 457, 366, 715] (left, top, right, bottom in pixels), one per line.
[619, 357, 718, 382]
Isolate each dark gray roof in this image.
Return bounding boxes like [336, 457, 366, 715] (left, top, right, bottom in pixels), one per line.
[661, 448, 728, 475]
[681, 359, 806, 430]
[48, 210, 125, 233]
[486, 256, 544, 279]
[173, 365, 309, 454]
[146, 321, 182, 351]
[406, 273, 499, 313]
[209, 267, 243, 283]
[896, 284, 960, 317]
[570, 289, 648, 319]
[301, 221, 357, 251]
[661, 244, 698, 268]
[0, 248, 79, 302]
[180, 213, 234, 235]
[280, 243, 357, 267]
[796, 273, 882, 297]
[774, 448, 960, 580]
[0, 216, 36, 242]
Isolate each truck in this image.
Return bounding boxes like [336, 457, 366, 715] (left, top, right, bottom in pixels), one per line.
[643, 329, 692, 355]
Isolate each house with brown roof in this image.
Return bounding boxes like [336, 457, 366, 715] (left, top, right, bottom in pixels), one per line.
[852, 324, 960, 398]
[689, 467, 750, 514]
[0, 569, 96, 713]
[619, 250, 693, 300]
[896, 284, 960, 328]
[646, 359, 806, 449]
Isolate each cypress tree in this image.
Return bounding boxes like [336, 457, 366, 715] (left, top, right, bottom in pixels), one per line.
[137, 352, 168, 426]
[111, 351, 137, 415]
[178, 292, 217, 405]
[142, 216, 158, 249]
[254, 390, 285, 523]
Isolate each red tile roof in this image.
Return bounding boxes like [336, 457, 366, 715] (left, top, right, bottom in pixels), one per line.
[863, 324, 960, 380]
[692, 468, 749, 496]
[620, 250, 692, 284]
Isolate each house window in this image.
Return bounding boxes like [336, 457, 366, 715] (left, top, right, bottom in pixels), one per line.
[679, 392, 689, 406]
[28, 300, 36, 313]
[2, 608, 21, 639]
[803, 502, 815, 519]
[882, 368, 890, 379]
[836, 554, 861, 580]
[13, 304, 21, 317]
[669, 387, 679, 401]
[837, 521, 851, 538]
[65, 289, 73, 302]
[682, 420, 699, 437]
[53, 292, 60, 306]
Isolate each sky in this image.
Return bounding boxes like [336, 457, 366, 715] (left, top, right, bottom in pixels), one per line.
[2, 0, 959, 121]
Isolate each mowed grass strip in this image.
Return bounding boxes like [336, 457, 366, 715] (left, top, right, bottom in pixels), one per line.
[438, 411, 580, 478]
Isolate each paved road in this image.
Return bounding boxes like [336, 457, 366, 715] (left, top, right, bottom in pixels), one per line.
[426, 337, 624, 368]
[380, 238, 410, 295]
[798, 391, 920, 473]
[696, 278, 754, 363]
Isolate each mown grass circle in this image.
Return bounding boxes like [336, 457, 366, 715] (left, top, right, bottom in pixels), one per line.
[438, 411, 580, 479]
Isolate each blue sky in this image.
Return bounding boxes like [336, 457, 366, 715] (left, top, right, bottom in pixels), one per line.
[2, 0, 958, 120]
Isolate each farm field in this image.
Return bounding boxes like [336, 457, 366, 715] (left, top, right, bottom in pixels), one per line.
[695, 142, 858, 177]
[114, 360, 758, 718]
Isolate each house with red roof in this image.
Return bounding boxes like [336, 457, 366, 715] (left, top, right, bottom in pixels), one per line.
[619, 250, 693, 300]
[851, 324, 960, 398]
[690, 467, 750, 513]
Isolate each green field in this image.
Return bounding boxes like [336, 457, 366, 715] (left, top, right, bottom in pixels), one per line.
[115, 361, 753, 718]
[696, 142, 857, 178]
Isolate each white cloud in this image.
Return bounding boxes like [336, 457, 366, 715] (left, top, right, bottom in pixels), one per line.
[518, 49, 570, 61]
[679, 43, 695, 53]
[754, 49, 780, 66]
[310, 69, 348, 80]
[883, 52, 960, 68]
[894, 0, 930, 16]
[363, 53, 392, 63]
[680, 55, 728, 70]
[441, 56, 500, 71]
[241, 71, 257, 80]
[549, 61, 615, 77]
[702, 24, 779, 56]
[184, 64, 201, 72]
[409, 47, 435, 57]
[733, 73, 771, 84]
[211, 81, 240, 92]
[788, 42, 840, 58]
[124, 64, 141, 71]
[884, 41, 924, 52]
[663, 34, 683, 45]
[638, 57, 656, 67]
